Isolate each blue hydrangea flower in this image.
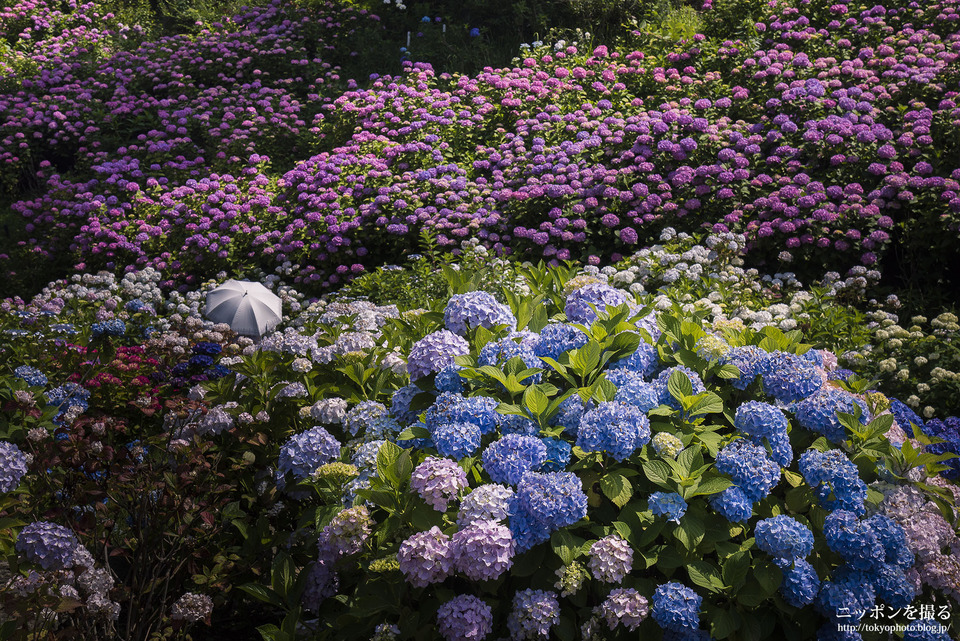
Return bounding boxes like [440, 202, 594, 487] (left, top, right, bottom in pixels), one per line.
[735, 401, 788, 442]
[609, 369, 660, 412]
[867, 563, 915, 608]
[478, 338, 542, 384]
[436, 595, 493, 641]
[14, 365, 47, 387]
[344, 401, 401, 441]
[761, 351, 823, 403]
[794, 389, 868, 443]
[802, 349, 825, 367]
[651, 582, 702, 633]
[714, 440, 781, 503]
[16, 521, 78, 570]
[653, 366, 706, 411]
[827, 368, 856, 382]
[426, 393, 499, 435]
[277, 426, 341, 482]
[550, 396, 591, 434]
[91, 319, 126, 337]
[608, 338, 660, 382]
[516, 471, 588, 530]
[817, 565, 877, 622]
[534, 323, 588, 361]
[780, 558, 820, 607]
[539, 438, 572, 472]
[483, 435, 547, 485]
[498, 413, 540, 437]
[754, 515, 814, 559]
[434, 422, 482, 459]
[864, 514, 914, 567]
[824, 511, 885, 571]
[719, 346, 771, 390]
[799, 449, 867, 514]
[506, 589, 560, 640]
[577, 401, 651, 462]
[397, 421, 433, 450]
[0, 441, 29, 493]
[390, 385, 423, 425]
[649, 492, 688, 523]
[888, 398, 923, 434]
[435, 365, 465, 393]
[709, 486, 753, 522]
[565, 284, 632, 324]
[408, 330, 470, 381]
[508, 501, 551, 553]
[444, 291, 517, 336]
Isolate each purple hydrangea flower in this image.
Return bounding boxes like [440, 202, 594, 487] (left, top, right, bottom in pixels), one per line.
[436, 594, 493, 641]
[398, 526, 455, 587]
[411, 457, 468, 511]
[506, 589, 560, 639]
[587, 534, 633, 583]
[408, 330, 470, 381]
[277, 426, 341, 482]
[452, 519, 515, 581]
[565, 284, 632, 324]
[598, 588, 649, 632]
[16, 521, 78, 570]
[482, 435, 547, 486]
[444, 291, 517, 336]
[0, 441, 29, 493]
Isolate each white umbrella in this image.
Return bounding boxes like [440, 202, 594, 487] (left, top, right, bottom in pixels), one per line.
[204, 280, 283, 338]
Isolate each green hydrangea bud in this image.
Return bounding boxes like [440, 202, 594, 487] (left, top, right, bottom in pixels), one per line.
[313, 462, 359, 484]
[368, 557, 401, 573]
[695, 334, 730, 361]
[651, 432, 684, 459]
[554, 560, 589, 597]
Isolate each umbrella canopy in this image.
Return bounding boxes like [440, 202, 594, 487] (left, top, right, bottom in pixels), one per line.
[204, 280, 283, 338]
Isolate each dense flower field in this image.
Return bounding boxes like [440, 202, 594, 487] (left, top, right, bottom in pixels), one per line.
[1, 0, 959, 640]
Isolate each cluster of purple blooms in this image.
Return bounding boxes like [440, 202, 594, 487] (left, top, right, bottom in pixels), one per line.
[444, 291, 517, 336]
[563, 284, 633, 323]
[436, 594, 493, 641]
[15, 521, 79, 570]
[0, 441, 29, 493]
[506, 589, 560, 640]
[276, 425, 341, 484]
[587, 534, 633, 583]
[410, 456, 468, 511]
[407, 330, 470, 381]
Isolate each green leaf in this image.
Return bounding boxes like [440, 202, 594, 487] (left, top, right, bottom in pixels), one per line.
[686, 392, 724, 417]
[239, 583, 284, 608]
[394, 450, 413, 484]
[676, 446, 702, 477]
[689, 476, 734, 497]
[711, 608, 741, 640]
[687, 559, 725, 593]
[753, 559, 782, 596]
[599, 471, 634, 508]
[397, 424, 432, 441]
[642, 460, 674, 489]
[256, 624, 283, 641]
[271, 552, 296, 597]
[716, 364, 741, 379]
[667, 369, 694, 402]
[551, 529, 584, 565]
[376, 441, 404, 487]
[722, 550, 751, 589]
[523, 386, 550, 416]
[674, 515, 706, 551]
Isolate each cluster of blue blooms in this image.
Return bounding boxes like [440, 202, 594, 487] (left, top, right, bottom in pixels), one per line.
[510, 471, 587, 552]
[798, 449, 868, 514]
[534, 323, 587, 361]
[482, 435, 547, 485]
[719, 346, 770, 390]
[651, 582, 703, 636]
[15, 521, 79, 570]
[607, 369, 660, 412]
[443, 291, 516, 336]
[653, 366, 706, 411]
[277, 426, 341, 484]
[478, 337, 542, 383]
[794, 389, 868, 443]
[90, 318, 126, 338]
[761, 352, 823, 403]
[734, 401, 793, 466]
[14, 365, 47, 387]
[576, 401, 651, 462]
[714, 439, 781, 503]
[648, 492, 688, 523]
[754, 515, 814, 560]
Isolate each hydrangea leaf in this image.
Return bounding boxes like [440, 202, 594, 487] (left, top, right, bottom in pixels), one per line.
[599, 471, 633, 508]
[686, 559, 725, 593]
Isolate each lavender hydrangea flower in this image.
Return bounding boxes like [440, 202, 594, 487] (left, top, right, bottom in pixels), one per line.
[565, 284, 631, 324]
[277, 426, 341, 482]
[411, 457, 468, 511]
[482, 435, 547, 485]
[344, 401, 400, 440]
[436, 594, 493, 641]
[16, 521, 78, 570]
[651, 582, 703, 633]
[444, 291, 517, 336]
[649, 492, 688, 523]
[302, 560, 339, 612]
[598, 588, 649, 632]
[516, 471, 588, 530]
[754, 515, 814, 560]
[408, 330, 470, 381]
[577, 401, 650, 461]
[310, 397, 349, 424]
[587, 534, 633, 583]
[506, 589, 559, 639]
[319, 505, 373, 558]
[458, 484, 515, 528]
[398, 526, 454, 587]
[452, 519, 515, 581]
[0, 441, 29, 493]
